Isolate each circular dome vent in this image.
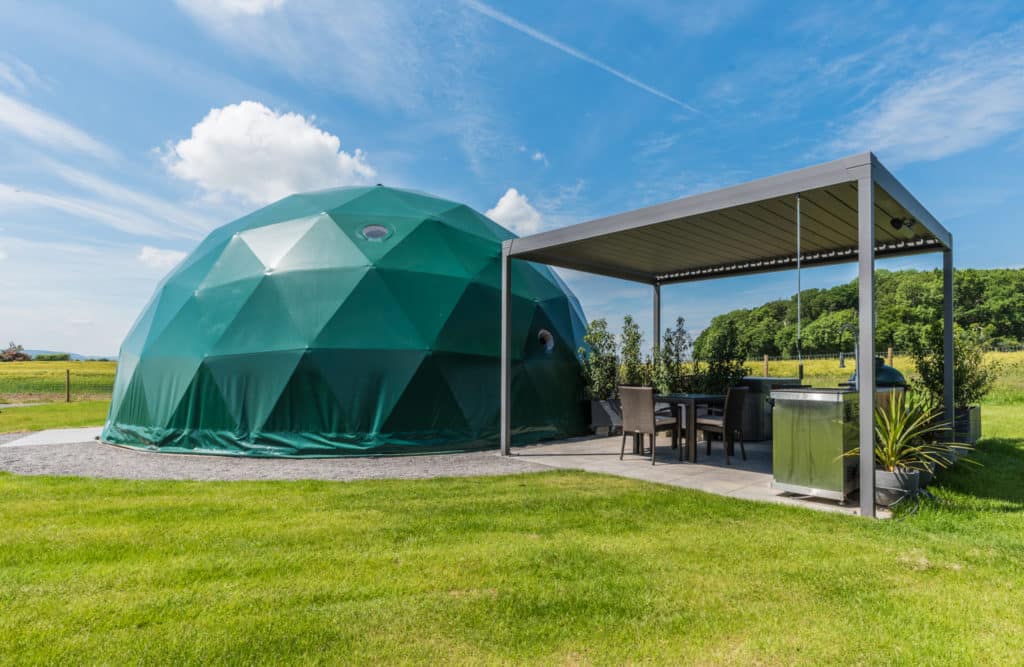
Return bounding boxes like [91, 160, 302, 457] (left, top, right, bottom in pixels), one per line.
[361, 224, 391, 241]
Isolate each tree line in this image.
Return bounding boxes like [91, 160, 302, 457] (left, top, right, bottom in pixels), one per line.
[692, 268, 1024, 359]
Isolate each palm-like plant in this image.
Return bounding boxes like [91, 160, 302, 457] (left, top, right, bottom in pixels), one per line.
[847, 391, 972, 472]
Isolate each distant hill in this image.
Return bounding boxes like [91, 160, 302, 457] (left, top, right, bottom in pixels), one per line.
[692, 268, 1024, 359]
[25, 350, 116, 361]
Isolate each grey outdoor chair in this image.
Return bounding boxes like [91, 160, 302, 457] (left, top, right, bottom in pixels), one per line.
[619, 385, 678, 465]
[696, 386, 749, 464]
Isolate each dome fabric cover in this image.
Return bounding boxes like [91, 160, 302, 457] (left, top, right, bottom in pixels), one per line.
[102, 186, 587, 456]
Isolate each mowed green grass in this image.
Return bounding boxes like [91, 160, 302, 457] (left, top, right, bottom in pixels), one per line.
[1, 406, 1023, 664]
[0, 400, 110, 434]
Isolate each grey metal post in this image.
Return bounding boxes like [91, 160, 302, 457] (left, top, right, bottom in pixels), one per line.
[653, 283, 661, 356]
[499, 241, 512, 456]
[943, 247, 955, 433]
[857, 176, 876, 518]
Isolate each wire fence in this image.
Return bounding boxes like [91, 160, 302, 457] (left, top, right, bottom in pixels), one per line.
[0, 361, 116, 404]
[750, 344, 1024, 363]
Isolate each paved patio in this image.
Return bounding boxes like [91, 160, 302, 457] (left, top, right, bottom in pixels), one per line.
[514, 435, 877, 516]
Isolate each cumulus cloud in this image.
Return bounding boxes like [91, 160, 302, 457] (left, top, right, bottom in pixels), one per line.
[486, 187, 544, 236]
[830, 25, 1024, 163]
[163, 101, 376, 204]
[137, 246, 186, 270]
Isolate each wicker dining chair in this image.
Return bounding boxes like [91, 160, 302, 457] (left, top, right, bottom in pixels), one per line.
[696, 386, 749, 464]
[619, 386, 678, 465]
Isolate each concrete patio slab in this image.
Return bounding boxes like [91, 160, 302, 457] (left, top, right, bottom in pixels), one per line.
[2, 427, 104, 447]
[513, 435, 877, 517]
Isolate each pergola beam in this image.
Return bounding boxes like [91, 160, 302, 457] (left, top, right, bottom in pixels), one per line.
[872, 157, 952, 249]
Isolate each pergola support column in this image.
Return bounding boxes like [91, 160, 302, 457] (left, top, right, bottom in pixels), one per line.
[943, 248, 955, 434]
[653, 284, 661, 356]
[499, 241, 512, 456]
[857, 175, 876, 518]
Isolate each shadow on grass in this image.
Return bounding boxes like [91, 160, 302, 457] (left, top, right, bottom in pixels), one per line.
[931, 437, 1024, 511]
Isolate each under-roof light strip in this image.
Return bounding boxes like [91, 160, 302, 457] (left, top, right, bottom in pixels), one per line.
[654, 238, 939, 282]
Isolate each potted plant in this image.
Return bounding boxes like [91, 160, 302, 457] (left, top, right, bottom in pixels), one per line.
[846, 391, 972, 507]
[578, 318, 620, 435]
[911, 324, 1000, 444]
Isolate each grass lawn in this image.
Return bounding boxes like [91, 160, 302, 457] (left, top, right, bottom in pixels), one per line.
[1, 407, 1023, 663]
[0, 400, 110, 434]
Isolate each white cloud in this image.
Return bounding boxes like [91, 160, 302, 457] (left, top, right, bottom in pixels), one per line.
[0, 55, 43, 93]
[163, 101, 376, 205]
[0, 92, 115, 159]
[179, 0, 285, 17]
[531, 151, 548, 166]
[830, 25, 1024, 164]
[486, 187, 544, 236]
[137, 245, 186, 270]
[0, 184, 194, 239]
[0, 248, 7, 260]
[176, 1, 425, 111]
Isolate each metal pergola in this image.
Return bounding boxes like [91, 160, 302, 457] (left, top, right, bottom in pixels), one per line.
[499, 152, 954, 518]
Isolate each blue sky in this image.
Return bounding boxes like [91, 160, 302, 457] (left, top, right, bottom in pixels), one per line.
[1, 0, 1023, 355]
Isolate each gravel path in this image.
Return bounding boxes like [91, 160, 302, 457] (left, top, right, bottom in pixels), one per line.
[0, 440, 549, 481]
[0, 432, 29, 445]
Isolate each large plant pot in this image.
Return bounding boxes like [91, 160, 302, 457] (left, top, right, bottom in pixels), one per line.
[954, 406, 981, 445]
[875, 468, 920, 507]
[590, 399, 622, 436]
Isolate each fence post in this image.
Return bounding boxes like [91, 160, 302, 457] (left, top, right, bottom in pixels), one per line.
[887, 346, 894, 367]
[763, 354, 769, 376]
[66, 369, 70, 403]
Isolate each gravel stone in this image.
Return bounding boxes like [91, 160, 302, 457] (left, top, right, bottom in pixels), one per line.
[0, 441, 550, 481]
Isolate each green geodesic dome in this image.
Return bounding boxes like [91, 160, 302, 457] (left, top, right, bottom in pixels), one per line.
[102, 185, 588, 456]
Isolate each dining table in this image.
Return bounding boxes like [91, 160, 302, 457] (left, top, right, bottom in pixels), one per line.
[654, 393, 726, 462]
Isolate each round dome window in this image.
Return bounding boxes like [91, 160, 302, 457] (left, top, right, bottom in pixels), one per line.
[537, 329, 555, 353]
[361, 224, 392, 241]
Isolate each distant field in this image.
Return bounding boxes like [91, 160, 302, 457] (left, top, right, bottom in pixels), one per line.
[0, 361, 116, 404]
[745, 350, 1024, 404]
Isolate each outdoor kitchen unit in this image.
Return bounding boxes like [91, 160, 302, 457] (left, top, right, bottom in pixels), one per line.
[770, 388, 860, 502]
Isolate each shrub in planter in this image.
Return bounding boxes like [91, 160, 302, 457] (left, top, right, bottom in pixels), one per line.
[911, 324, 1000, 444]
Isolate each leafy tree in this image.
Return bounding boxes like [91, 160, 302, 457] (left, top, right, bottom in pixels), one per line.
[653, 317, 691, 394]
[692, 319, 747, 393]
[1, 342, 30, 362]
[692, 268, 1024, 357]
[578, 319, 618, 400]
[618, 315, 647, 386]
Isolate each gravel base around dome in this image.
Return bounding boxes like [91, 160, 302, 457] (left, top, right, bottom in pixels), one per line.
[0, 441, 549, 481]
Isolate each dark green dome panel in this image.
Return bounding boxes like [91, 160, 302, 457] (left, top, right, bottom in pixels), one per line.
[103, 185, 587, 457]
